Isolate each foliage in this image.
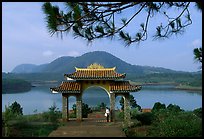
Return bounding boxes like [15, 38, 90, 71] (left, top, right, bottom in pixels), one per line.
[3, 102, 23, 137]
[98, 102, 106, 109]
[152, 102, 166, 112]
[148, 111, 202, 137]
[132, 112, 155, 125]
[193, 47, 202, 67]
[120, 94, 141, 111]
[126, 104, 202, 137]
[4, 106, 14, 122]
[72, 103, 92, 118]
[42, 103, 61, 123]
[24, 113, 45, 122]
[193, 107, 202, 118]
[42, 2, 196, 46]
[10, 101, 23, 116]
[69, 112, 76, 118]
[166, 104, 184, 112]
[130, 95, 141, 110]
[117, 111, 124, 120]
[4, 101, 23, 122]
[130, 107, 141, 118]
[2, 102, 62, 137]
[92, 102, 107, 111]
[82, 103, 92, 118]
[2, 114, 58, 137]
[148, 104, 201, 137]
[41, 2, 202, 68]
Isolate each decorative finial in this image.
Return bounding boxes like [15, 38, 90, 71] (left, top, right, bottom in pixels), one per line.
[87, 63, 105, 69]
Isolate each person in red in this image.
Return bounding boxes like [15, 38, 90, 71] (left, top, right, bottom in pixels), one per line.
[105, 107, 110, 122]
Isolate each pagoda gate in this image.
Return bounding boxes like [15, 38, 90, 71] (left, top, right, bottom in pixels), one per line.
[50, 64, 141, 123]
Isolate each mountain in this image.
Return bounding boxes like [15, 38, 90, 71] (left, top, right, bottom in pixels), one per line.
[12, 64, 36, 73]
[12, 51, 184, 75]
[12, 64, 48, 73]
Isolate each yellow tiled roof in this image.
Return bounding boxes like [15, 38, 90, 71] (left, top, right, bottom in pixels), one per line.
[64, 68, 126, 80]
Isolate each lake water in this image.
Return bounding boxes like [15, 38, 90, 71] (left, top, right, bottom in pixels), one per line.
[2, 85, 202, 115]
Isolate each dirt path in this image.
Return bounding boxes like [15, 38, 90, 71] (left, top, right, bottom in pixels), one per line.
[49, 116, 126, 137]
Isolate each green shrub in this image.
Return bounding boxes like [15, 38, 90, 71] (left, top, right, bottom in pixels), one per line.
[42, 103, 61, 123]
[10, 101, 23, 115]
[167, 104, 183, 113]
[120, 94, 141, 111]
[134, 112, 154, 125]
[2, 103, 61, 137]
[4, 101, 23, 120]
[115, 111, 124, 120]
[72, 103, 92, 118]
[148, 111, 202, 137]
[98, 102, 106, 109]
[130, 108, 141, 119]
[152, 102, 166, 112]
[193, 107, 202, 118]
[90, 102, 106, 112]
[69, 112, 76, 118]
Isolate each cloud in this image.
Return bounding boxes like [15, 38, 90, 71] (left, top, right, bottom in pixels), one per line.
[67, 51, 80, 57]
[43, 50, 53, 57]
[192, 39, 202, 48]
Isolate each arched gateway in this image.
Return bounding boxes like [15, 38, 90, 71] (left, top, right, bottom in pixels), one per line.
[50, 64, 141, 123]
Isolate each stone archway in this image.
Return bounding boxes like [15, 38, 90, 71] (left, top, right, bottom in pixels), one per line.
[50, 64, 142, 123]
[82, 86, 110, 120]
[71, 80, 117, 122]
[82, 85, 110, 107]
[56, 82, 135, 122]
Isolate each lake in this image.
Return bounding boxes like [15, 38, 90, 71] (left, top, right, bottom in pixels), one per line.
[2, 85, 202, 115]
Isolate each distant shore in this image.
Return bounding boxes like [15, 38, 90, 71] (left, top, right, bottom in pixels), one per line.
[131, 81, 202, 92]
[175, 85, 202, 92]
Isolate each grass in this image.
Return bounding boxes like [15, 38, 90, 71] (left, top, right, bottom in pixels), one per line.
[2, 112, 61, 137]
[7, 122, 58, 137]
[125, 125, 151, 137]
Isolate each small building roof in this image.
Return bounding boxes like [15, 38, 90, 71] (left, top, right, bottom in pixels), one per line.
[50, 82, 81, 93]
[64, 67, 126, 80]
[110, 81, 141, 93]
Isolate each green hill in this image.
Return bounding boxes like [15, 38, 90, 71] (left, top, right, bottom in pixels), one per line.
[9, 51, 201, 88]
[2, 78, 32, 93]
[12, 51, 180, 75]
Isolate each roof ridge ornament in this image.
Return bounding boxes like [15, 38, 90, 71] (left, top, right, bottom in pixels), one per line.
[87, 63, 104, 69]
[75, 64, 116, 71]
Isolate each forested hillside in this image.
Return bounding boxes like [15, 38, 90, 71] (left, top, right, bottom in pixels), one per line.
[9, 51, 201, 88]
[2, 78, 32, 93]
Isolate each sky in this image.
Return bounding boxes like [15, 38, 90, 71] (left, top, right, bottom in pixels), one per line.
[2, 2, 202, 73]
